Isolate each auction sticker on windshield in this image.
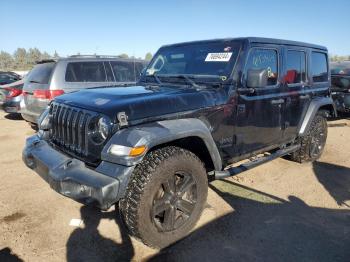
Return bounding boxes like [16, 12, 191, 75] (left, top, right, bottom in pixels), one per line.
[205, 52, 232, 62]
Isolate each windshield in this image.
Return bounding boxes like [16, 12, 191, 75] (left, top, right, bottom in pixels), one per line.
[330, 62, 350, 75]
[142, 41, 240, 84]
[26, 62, 56, 84]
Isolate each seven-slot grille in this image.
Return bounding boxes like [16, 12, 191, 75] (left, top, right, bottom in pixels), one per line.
[49, 102, 97, 157]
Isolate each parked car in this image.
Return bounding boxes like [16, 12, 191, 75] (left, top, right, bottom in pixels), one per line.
[21, 56, 147, 124]
[0, 79, 25, 114]
[330, 61, 350, 113]
[0, 71, 21, 85]
[23, 37, 335, 248]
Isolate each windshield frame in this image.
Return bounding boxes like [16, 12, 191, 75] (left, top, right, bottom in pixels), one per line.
[140, 40, 242, 86]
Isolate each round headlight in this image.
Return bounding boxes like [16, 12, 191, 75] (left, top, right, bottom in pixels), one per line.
[98, 116, 111, 140]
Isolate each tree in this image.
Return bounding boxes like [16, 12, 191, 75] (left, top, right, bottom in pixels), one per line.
[53, 50, 60, 59]
[13, 48, 27, 70]
[0, 51, 14, 70]
[145, 52, 153, 61]
[117, 53, 129, 59]
[27, 48, 42, 65]
[41, 51, 51, 60]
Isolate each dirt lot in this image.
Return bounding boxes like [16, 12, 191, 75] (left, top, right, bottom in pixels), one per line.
[0, 111, 349, 262]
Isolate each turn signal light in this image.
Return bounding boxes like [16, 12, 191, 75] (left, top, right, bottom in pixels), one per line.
[129, 145, 147, 157]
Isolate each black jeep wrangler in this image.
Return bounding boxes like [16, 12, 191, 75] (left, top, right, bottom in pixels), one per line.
[23, 37, 336, 248]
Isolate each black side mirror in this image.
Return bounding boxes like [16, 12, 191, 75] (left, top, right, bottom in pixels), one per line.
[247, 69, 268, 88]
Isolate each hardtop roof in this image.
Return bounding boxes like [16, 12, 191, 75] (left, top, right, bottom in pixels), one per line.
[162, 37, 327, 51]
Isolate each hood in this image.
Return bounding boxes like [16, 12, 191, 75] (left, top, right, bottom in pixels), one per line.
[54, 85, 222, 122]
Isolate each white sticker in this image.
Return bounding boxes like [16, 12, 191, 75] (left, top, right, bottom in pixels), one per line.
[205, 52, 232, 62]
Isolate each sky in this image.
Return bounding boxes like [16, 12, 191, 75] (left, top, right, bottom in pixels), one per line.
[1, 0, 349, 58]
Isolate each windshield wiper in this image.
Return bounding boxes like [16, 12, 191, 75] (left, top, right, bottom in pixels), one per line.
[29, 80, 41, 84]
[169, 75, 201, 88]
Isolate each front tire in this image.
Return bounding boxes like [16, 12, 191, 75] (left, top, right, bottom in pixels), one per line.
[119, 146, 208, 248]
[291, 112, 328, 163]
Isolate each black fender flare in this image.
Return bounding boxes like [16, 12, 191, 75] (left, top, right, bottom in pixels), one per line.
[298, 97, 336, 136]
[101, 118, 223, 170]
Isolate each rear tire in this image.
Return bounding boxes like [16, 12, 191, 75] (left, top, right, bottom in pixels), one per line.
[119, 146, 208, 248]
[291, 112, 328, 163]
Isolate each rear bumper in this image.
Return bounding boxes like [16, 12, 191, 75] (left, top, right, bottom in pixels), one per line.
[21, 112, 40, 124]
[3, 98, 21, 113]
[22, 135, 135, 210]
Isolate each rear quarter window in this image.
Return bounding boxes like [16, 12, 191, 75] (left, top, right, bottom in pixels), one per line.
[26, 63, 55, 84]
[65, 62, 107, 82]
[110, 61, 142, 82]
[311, 52, 328, 83]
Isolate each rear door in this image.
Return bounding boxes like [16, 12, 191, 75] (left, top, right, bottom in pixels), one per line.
[282, 48, 309, 141]
[23, 62, 56, 116]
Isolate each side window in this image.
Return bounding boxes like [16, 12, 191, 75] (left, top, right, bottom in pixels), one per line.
[110, 61, 136, 82]
[104, 62, 115, 82]
[65, 62, 107, 82]
[311, 52, 328, 83]
[135, 63, 146, 78]
[245, 48, 278, 86]
[285, 50, 306, 84]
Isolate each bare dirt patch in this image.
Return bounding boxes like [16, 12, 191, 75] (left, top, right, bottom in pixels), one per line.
[0, 111, 349, 261]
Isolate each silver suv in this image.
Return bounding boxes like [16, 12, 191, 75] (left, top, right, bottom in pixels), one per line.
[21, 56, 146, 124]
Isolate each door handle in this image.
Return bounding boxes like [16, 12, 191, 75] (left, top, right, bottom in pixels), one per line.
[271, 98, 285, 105]
[299, 94, 310, 100]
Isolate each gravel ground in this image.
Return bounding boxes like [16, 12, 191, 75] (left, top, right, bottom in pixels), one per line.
[0, 111, 349, 262]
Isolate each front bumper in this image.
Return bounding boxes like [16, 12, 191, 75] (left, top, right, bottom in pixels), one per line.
[22, 136, 135, 210]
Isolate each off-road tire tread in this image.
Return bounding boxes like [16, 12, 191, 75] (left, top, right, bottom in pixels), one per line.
[119, 146, 206, 248]
[291, 111, 327, 163]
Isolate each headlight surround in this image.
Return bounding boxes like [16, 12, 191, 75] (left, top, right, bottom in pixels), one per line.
[89, 116, 112, 144]
[38, 108, 51, 130]
[98, 116, 110, 140]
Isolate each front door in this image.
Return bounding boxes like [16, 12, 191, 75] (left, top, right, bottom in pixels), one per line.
[235, 46, 284, 155]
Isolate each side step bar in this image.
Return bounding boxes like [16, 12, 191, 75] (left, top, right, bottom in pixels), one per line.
[214, 144, 301, 180]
